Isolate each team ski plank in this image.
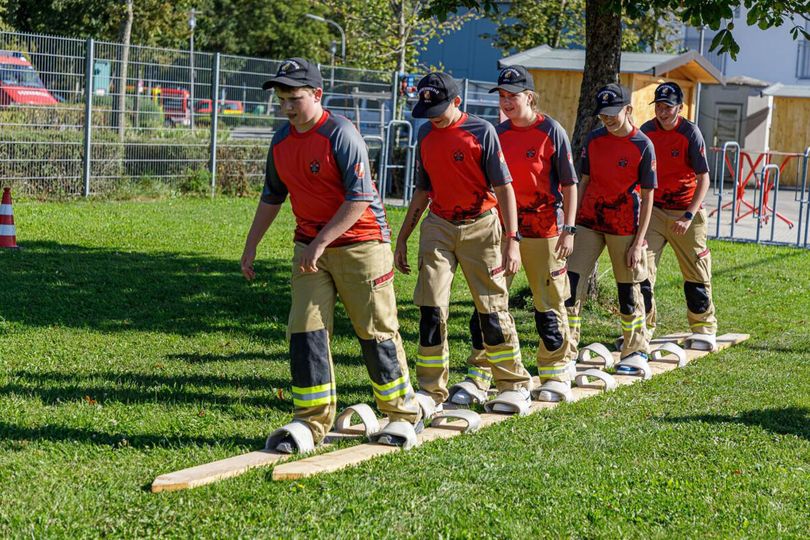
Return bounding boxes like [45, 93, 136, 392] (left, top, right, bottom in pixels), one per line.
[271, 333, 748, 481]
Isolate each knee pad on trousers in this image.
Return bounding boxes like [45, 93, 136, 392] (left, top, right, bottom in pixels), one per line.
[616, 283, 636, 315]
[534, 310, 564, 351]
[478, 312, 506, 346]
[359, 338, 404, 386]
[684, 281, 711, 314]
[290, 329, 331, 388]
[419, 306, 443, 347]
[469, 309, 484, 350]
[565, 271, 580, 308]
[640, 278, 654, 313]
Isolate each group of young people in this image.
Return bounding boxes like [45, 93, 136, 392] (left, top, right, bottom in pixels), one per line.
[240, 57, 717, 453]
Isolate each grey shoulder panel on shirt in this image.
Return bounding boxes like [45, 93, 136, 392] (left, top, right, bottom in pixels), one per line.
[639, 119, 657, 135]
[630, 129, 655, 154]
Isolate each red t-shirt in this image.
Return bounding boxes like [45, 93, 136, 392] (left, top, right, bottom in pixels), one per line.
[497, 114, 578, 238]
[415, 113, 512, 222]
[261, 110, 390, 246]
[578, 126, 657, 236]
[640, 116, 709, 210]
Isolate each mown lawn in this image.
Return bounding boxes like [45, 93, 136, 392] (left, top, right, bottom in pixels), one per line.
[1, 197, 808, 538]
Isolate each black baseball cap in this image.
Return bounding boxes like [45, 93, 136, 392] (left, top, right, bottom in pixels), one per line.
[262, 58, 323, 90]
[411, 72, 460, 119]
[489, 65, 534, 94]
[651, 82, 684, 106]
[594, 83, 631, 115]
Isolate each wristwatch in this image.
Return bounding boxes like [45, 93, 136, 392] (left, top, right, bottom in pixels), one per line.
[562, 225, 577, 235]
[682, 211, 694, 220]
[505, 231, 522, 242]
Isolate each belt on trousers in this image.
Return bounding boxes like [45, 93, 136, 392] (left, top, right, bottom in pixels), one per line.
[436, 208, 494, 226]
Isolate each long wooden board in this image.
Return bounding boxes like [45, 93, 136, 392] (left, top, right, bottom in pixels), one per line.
[271, 333, 749, 481]
[151, 424, 374, 492]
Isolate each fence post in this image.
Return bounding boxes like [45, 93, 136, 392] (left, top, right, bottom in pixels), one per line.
[390, 70, 399, 121]
[209, 52, 220, 197]
[82, 37, 94, 198]
[462, 78, 469, 112]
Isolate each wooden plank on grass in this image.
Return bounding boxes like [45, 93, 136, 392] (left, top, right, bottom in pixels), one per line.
[150, 424, 375, 493]
[271, 333, 748, 481]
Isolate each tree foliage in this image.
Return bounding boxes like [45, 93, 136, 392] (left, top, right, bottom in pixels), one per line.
[489, 0, 682, 54]
[429, 0, 810, 60]
[321, 0, 475, 73]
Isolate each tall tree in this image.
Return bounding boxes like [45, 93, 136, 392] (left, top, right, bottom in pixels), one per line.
[429, 0, 810, 157]
[321, 0, 475, 73]
[117, 0, 133, 141]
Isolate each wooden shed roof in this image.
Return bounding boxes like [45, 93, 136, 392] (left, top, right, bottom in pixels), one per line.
[499, 46, 724, 84]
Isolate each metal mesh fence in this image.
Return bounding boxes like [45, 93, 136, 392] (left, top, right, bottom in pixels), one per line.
[0, 30, 501, 200]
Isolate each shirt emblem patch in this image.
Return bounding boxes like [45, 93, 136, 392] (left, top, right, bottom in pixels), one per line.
[309, 160, 320, 174]
[671, 149, 680, 158]
[453, 150, 464, 162]
[617, 158, 628, 168]
[354, 162, 365, 179]
[526, 147, 537, 158]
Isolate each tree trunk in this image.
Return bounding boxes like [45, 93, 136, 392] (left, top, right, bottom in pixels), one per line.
[117, 0, 133, 142]
[571, 0, 622, 300]
[570, 0, 622, 166]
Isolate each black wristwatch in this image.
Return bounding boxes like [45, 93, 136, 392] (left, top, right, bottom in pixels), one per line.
[562, 225, 577, 235]
[682, 211, 694, 221]
[505, 231, 522, 242]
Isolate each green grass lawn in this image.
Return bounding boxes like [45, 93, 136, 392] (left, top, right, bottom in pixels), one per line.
[1, 197, 808, 538]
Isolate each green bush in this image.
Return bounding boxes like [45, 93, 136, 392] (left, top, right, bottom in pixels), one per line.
[91, 96, 164, 129]
[179, 167, 211, 195]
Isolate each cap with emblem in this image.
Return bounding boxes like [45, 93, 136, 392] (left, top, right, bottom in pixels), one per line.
[488, 65, 534, 94]
[594, 83, 631, 116]
[411, 72, 460, 119]
[262, 58, 323, 90]
[650, 82, 684, 106]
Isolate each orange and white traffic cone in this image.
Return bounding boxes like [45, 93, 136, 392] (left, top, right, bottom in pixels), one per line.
[1, 187, 19, 249]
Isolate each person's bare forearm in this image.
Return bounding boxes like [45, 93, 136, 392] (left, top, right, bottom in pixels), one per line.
[311, 200, 371, 248]
[634, 188, 654, 245]
[686, 172, 710, 215]
[493, 183, 519, 233]
[562, 184, 578, 227]
[396, 189, 430, 245]
[244, 201, 282, 250]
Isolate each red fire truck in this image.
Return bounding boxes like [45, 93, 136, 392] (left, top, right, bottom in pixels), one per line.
[0, 51, 59, 106]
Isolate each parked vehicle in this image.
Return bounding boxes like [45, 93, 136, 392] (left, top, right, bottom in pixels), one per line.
[194, 99, 244, 115]
[157, 87, 191, 127]
[0, 51, 58, 106]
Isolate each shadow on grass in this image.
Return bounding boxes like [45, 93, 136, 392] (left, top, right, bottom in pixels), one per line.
[664, 407, 810, 441]
[2, 368, 377, 409]
[0, 421, 263, 450]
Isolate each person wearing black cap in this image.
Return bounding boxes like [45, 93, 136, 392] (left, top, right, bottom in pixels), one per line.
[241, 57, 422, 453]
[394, 71, 534, 416]
[458, 64, 579, 403]
[639, 81, 717, 351]
[565, 83, 657, 376]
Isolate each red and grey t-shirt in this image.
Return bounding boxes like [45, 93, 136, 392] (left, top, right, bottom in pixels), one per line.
[578, 126, 657, 236]
[415, 113, 512, 222]
[640, 116, 709, 210]
[496, 114, 577, 238]
[261, 110, 390, 246]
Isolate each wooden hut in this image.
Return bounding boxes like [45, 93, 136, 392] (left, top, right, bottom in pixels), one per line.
[760, 84, 810, 185]
[498, 46, 724, 133]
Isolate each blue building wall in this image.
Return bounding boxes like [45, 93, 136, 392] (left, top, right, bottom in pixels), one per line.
[418, 12, 504, 81]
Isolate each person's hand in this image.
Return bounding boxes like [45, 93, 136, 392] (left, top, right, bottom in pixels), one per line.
[394, 241, 410, 274]
[299, 241, 325, 273]
[626, 241, 644, 269]
[671, 216, 692, 236]
[241, 245, 257, 281]
[555, 231, 574, 259]
[502, 238, 521, 276]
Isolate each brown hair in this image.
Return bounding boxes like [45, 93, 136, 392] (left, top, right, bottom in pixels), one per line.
[522, 90, 541, 113]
